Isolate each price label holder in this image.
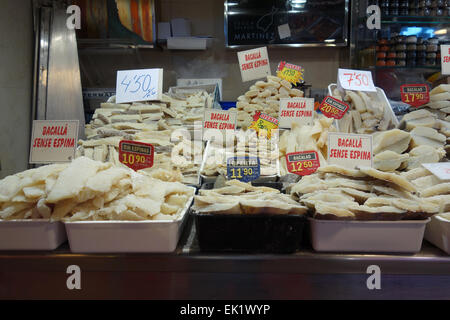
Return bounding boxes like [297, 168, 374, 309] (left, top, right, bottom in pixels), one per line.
[337, 68, 376, 92]
[286, 151, 320, 176]
[400, 84, 430, 107]
[227, 157, 260, 182]
[249, 111, 279, 139]
[276, 61, 304, 85]
[422, 163, 450, 180]
[119, 140, 154, 171]
[237, 46, 271, 82]
[29, 120, 79, 164]
[441, 45, 450, 75]
[279, 97, 314, 128]
[328, 133, 373, 169]
[319, 96, 350, 120]
[116, 68, 163, 103]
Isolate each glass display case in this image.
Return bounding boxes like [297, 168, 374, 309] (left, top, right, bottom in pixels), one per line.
[350, 0, 450, 100]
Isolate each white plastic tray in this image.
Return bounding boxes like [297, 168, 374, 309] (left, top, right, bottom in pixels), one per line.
[65, 194, 194, 253]
[309, 218, 430, 253]
[424, 215, 450, 255]
[0, 220, 67, 251]
[327, 84, 399, 132]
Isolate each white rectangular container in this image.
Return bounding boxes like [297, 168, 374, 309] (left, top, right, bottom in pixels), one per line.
[65, 196, 194, 253]
[327, 84, 399, 132]
[0, 220, 66, 250]
[309, 218, 430, 253]
[424, 215, 450, 255]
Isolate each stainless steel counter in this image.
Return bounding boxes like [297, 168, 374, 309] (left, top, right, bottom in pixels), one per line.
[0, 218, 449, 299]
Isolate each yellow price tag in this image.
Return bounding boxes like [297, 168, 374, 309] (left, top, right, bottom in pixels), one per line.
[249, 112, 279, 139]
[276, 61, 304, 85]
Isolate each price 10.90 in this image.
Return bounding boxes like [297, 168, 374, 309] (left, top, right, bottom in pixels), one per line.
[121, 153, 147, 165]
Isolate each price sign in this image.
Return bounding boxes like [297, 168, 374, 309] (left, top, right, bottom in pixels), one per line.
[202, 109, 237, 141]
[29, 120, 79, 164]
[422, 163, 450, 180]
[119, 140, 154, 171]
[227, 157, 260, 182]
[441, 45, 450, 75]
[279, 98, 314, 128]
[328, 133, 373, 169]
[116, 68, 163, 103]
[286, 151, 320, 176]
[237, 47, 271, 82]
[400, 84, 429, 107]
[249, 111, 279, 139]
[276, 61, 304, 85]
[337, 68, 376, 92]
[319, 96, 350, 120]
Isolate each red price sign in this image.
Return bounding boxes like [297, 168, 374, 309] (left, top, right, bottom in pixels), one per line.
[119, 140, 154, 171]
[338, 68, 376, 92]
[400, 84, 429, 107]
[319, 96, 350, 120]
[286, 151, 320, 176]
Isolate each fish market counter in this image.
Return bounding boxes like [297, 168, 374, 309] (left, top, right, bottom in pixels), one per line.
[0, 218, 449, 300]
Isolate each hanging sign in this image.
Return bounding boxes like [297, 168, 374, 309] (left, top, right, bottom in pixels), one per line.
[227, 157, 261, 182]
[279, 98, 314, 128]
[119, 140, 154, 171]
[328, 133, 373, 169]
[237, 46, 271, 82]
[286, 151, 320, 176]
[116, 68, 163, 103]
[276, 61, 304, 85]
[319, 96, 350, 120]
[337, 68, 376, 92]
[400, 84, 430, 107]
[29, 120, 79, 164]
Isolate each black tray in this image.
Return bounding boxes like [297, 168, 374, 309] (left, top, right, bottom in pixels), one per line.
[192, 182, 306, 253]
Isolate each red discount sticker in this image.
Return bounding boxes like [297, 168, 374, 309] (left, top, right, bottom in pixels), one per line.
[319, 96, 350, 120]
[286, 151, 320, 176]
[119, 140, 154, 171]
[400, 84, 429, 108]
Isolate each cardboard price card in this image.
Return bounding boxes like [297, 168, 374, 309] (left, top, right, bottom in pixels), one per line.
[422, 163, 450, 180]
[202, 109, 237, 141]
[286, 151, 320, 176]
[337, 68, 376, 92]
[249, 111, 279, 139]
[116, 68, 163, 103]
[227, 157, 260, 183]
[29, 120, 79, 164]
[276, 61, 305, 85]
[279, 98, 314, 128]
[119, 140, 154, 171]
[319, 96, 350, 120]
[400, 84, 429, 107]
[328, 133, 373, 169]
[442, 45, 450, 75]
[237, 46, 271, 82]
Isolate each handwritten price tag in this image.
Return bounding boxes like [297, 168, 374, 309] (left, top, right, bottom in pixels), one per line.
[286, 151, 320, 176]
[119, 140, 154, 171]
[319, 96, 350, 120]
[422, 163, 450, 180]
[116, 68, 163, 103]
[227, 157, 261, 182]
[400, 84, 429, 107]
[276, 61, 304, 85]
[338, 68, 376, 92]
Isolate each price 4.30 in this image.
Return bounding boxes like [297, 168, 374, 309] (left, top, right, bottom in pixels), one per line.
[289, 160, 314, 173]
[229, 167, 253, 179]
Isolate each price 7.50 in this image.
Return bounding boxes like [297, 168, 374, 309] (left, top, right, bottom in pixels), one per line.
[120, 74, 156, 99]
[343, 72, 369, 87]
[229, 168, 253, 179]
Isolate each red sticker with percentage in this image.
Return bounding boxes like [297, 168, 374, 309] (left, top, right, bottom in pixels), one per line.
[286, 151, 320, 176]
[400, 84, 429, 107]
[319, 96, 350, 120]
[119, 140, 154, 171]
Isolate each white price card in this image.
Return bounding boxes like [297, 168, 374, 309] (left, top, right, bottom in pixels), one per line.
[116, 68, 163, 103]
[29, 120, 79, 164]
[202, 109, 237, 141]
[278, 23, 291, 39]
[237, 46, 271, 82]
[278, 97, 314, 128]
[328, 133, 373, 169]
[337, 68, 376, 92]
[441, 45, 450, 75]
[422, 163, 450, 180]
